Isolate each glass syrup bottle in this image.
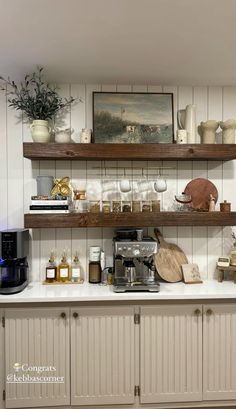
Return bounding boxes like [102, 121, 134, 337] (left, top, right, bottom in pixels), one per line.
[58, 251, 70, 283]
[71, 252, 81, 283]
[45, 252, 57, 283]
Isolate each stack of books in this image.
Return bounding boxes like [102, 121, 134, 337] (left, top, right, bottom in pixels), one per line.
[29, 196, 70, 214]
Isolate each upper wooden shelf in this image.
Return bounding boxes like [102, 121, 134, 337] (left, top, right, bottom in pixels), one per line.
[24, 212, 236, 228]
[23, 143, 236, 161]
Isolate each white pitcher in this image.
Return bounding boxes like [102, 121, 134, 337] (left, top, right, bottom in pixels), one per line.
[177, 104, 196, 143]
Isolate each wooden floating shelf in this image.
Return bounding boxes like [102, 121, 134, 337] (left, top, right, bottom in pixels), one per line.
[23, 143, 236, 161]
[24, 212, 236, 228]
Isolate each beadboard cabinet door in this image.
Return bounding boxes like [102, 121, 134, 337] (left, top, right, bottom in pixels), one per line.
[140, 305, 202, 404]
[71, 306, 135, 406]
[5, 308, 70, 408]
[0, 310, 4, 409]
[203, 304, 236, 400]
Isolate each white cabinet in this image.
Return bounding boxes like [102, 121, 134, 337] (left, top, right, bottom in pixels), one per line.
[140, 305, 202, 404]
[3, 302, 236, 408]
[5, 308, 70, 408]
[71, 306, 135, 406]
[203, 304, 236, 400]
[0, 310, 4, 409]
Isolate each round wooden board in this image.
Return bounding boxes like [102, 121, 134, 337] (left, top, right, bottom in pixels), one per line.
[184, 178, 218, 210]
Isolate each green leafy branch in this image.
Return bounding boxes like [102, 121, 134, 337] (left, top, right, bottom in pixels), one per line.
[0, 67, 80, 121]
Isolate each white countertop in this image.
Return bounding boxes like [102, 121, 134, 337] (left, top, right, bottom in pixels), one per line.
[0, 280, 236, 303]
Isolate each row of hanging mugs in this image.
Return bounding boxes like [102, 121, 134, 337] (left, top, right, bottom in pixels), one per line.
[119, 178, 167, 193]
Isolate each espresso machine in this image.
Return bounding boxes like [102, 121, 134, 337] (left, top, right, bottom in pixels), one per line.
[113, 229, 160, 292]
[0, 229, 29, 294]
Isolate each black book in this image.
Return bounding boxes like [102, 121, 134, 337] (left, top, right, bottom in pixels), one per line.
[30, 205, 69, 210]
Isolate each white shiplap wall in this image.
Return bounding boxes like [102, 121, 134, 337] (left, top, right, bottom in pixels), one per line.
[1, 84, 236, 282]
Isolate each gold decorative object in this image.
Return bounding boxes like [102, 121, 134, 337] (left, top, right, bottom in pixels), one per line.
[51, 177, 72, 197]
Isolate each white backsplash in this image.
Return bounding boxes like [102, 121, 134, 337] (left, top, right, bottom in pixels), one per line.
[0, 84, 236, 282]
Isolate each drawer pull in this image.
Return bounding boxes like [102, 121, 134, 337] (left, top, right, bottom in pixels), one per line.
[73, 312, 78, 319]
[206, 309, 213, 316]
[60, 312, 66, 319]
[194, 309, 201, 316]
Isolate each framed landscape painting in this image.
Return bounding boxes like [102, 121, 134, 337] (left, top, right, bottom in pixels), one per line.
[93, 92, 174, 143]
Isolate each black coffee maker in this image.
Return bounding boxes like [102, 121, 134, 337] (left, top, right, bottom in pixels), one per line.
[0, 229, 29, 294]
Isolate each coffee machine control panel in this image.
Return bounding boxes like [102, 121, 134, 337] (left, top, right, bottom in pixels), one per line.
[114, 241, 158, 258]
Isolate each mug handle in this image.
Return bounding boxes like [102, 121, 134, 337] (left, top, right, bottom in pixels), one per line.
[30, 123, 34, 130]
[177, 109, 185, 129]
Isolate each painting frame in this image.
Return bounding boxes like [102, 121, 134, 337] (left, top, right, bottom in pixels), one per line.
[92, 92, 174, 144]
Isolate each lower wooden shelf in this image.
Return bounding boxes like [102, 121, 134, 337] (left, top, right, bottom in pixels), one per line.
[24, 211, 236, 228]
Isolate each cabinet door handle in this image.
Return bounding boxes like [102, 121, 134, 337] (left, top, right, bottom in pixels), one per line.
[60, 312, 66, 319]
[206, 309, 213, 316]
[73, 312, 78, 319]
[194, 308, 201, 316]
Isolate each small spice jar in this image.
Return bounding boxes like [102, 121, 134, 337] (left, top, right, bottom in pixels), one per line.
[122, 201, 132, 212]
[89, 200, 100, 213]
[152, 200, 160, 212]
[142, 200, 151, 212]
[220, 200, 231, 212]
[112, 201, 121, 213]
[73, 200, 88, 213]
[132, 200, 141, 213]
[102, 200, 111, 213]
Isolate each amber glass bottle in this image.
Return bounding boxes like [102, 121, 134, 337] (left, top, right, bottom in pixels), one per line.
[58, 252, 69, 283]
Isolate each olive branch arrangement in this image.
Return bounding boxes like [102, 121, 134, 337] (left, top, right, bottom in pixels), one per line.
[0, 67, 78, 121]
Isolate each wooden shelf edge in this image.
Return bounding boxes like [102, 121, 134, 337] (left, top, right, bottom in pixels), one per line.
[23, 143, 236, 161]
[24, 212, 236, 228]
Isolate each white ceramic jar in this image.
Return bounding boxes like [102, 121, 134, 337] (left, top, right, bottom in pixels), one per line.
[220, 119, 236, 144]
[30, 120, 51, 143]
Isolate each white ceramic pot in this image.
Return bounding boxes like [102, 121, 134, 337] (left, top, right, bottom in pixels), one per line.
[220, 119, 236, 144]
[55, 128, 74, 143]
[30, 120, 51, 143]
[200, 120, 219, 144]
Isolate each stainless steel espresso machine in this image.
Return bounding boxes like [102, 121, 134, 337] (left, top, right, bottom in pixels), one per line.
[113, 229, 160, 292]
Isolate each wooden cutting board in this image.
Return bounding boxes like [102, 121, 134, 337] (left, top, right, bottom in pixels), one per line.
[184, 178, 218, 210]
[154, 229, 187, 282]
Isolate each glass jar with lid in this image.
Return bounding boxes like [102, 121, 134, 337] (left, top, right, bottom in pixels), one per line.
[89, 200, 101, 213]
[142, 200, 151, 212]
[122, 201, 132, 212]
[152, 200, 160, 212]
[132, 200, 141, 213]
[102, 200, 111, 213]
[112, 200, 121, 213]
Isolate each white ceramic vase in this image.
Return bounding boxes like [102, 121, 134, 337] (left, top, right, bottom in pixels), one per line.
[177, 104, 196, 143]
[200, 120, 219, 144]
[30, 120, 51, 143]
[219, 119, 236, 144]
